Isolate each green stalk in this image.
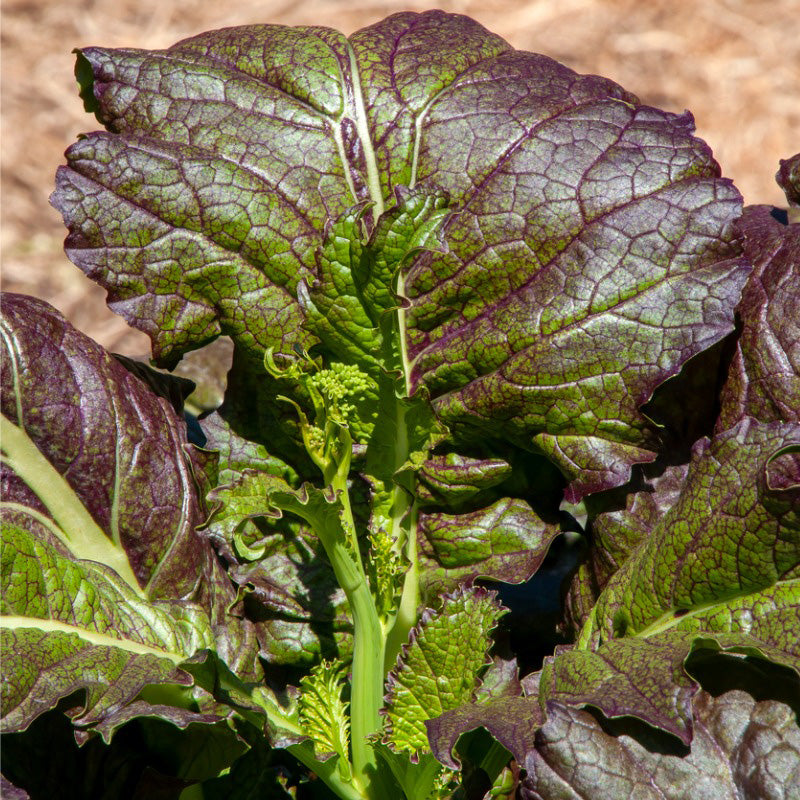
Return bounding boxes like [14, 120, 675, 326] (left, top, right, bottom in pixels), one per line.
[348, 573, 385, 795]
[383, 493, 420, 673]
[327, 470, 387, 799]
[289, 742, 366, 800]
[0, 413, 145, 597]
[382, 272, 423, 671]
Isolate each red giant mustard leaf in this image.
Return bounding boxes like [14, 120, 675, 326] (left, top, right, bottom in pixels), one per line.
[587, 422, 799, 646]
[421, 191, 798, 789]
[429, 687, 800, 799]
[33, 11, 800, 794]
[717, 204, 800, 429]
[51, 10, 750, 500]
[0, 294, 260, 735]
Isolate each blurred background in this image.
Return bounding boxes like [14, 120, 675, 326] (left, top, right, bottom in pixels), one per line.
[2, 0, 799, 356]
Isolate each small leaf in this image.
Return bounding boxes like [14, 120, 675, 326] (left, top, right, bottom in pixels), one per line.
[297, 660, 351, 777]
[353, 186, 451, 324]
[301, 206, 378, 371]
[776, 152, 800, 208]
[205, 469, 293, 559]
[205, 469, 354, 665]
[427, 696, 543, 770]
[416, 453, 512, 506]
[418, 497, 561, 591]
[384, 586, 504, 758]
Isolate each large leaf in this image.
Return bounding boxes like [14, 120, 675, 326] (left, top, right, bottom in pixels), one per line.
[563, 461, 689, 633]
[432, 407, 799, 763]
[0, 521, 213, 735]
[0, 294, 261, 732]
[564, 206, 800, 624]
[538, 414, 800, 744]
[51, 10, 749, 499]
[428, 686, 800, 799]
[1, 293, 216, 603]
[587, 419, 800, 645]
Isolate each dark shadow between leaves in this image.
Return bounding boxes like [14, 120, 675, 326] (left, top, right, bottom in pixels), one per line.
[642, 332, 740, 459]
[686, 651, 800, 719]
[480, 534, 581, 675]
[582, 706, 691, 758]
[1, 697, 192, 800]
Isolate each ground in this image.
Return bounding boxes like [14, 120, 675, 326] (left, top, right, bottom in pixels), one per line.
[2, 0, 798, 356]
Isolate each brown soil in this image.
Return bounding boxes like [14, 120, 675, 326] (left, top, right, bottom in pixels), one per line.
[2, 0, 798, 356]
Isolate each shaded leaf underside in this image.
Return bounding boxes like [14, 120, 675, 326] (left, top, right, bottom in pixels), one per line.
[718, 204, 800, 430]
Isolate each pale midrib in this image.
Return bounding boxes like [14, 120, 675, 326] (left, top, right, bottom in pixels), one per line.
[634, 577, 798, 639]
[345, 44, 384, 217]
[109, 389, 123, 549]
[331, 122, 361, 208]
[0, 615, 184, 663]
[0, 412, 146, 598]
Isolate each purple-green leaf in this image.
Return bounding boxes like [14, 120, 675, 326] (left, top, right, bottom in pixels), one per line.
[539, 637, 698, 745]
[205, 469, 354, 664]
[426, 695, 543, 770]
[588, 419, 800, 646]
[418, 497, 561, 591]
[717, 205, 800, 429]
[52, 11, 749, 499]
[428, 688, 800, 799]
[1, 294, 218, 602]
[0, 521, 212, 735]
[415, 453, 512, 506]
[548, 412, 799, 745]
[563, 461, 688, 633]
[0, 294, 262, 733]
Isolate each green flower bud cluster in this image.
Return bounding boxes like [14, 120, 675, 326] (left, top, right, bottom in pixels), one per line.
[309, 362, 373, 427]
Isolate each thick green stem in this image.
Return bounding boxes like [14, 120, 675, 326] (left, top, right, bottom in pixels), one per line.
[348, 576, 385, 793]
[383, 496, 420, 673]
[326, 471, 387, 799]
[289, 742, 366, 800]
[379, 362, 422, 672]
